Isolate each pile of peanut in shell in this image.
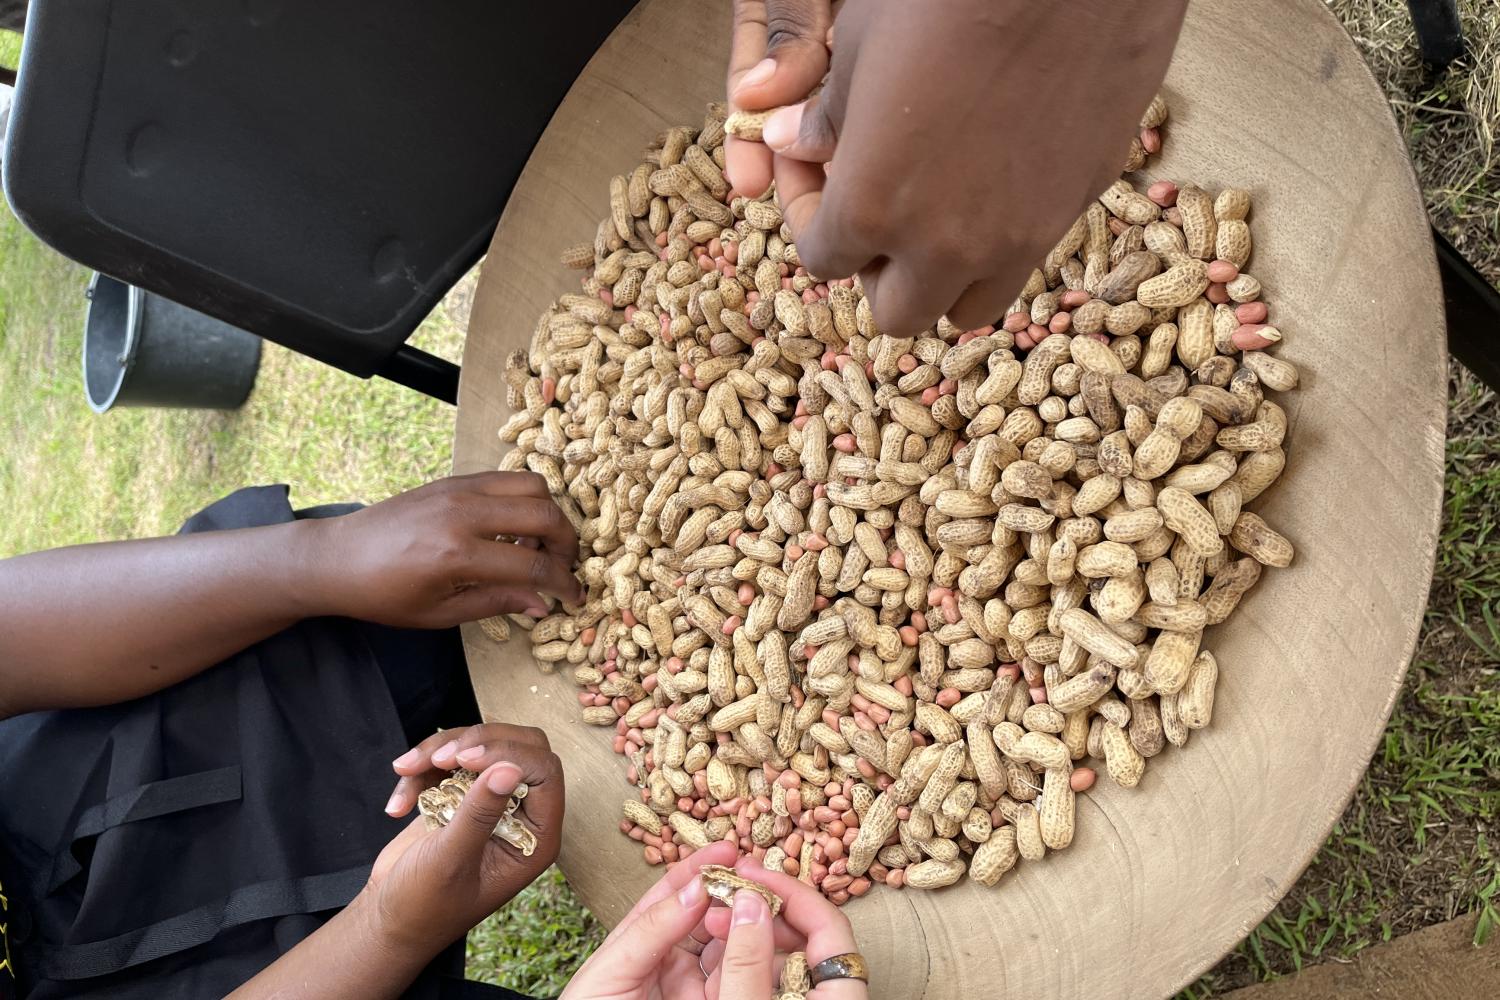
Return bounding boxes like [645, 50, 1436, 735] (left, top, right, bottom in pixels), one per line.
[489, 93, 1299, 905]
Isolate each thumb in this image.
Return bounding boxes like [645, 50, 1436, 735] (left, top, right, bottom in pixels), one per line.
[442, 760, 525, 857]
[716, 890, 775, 999]
[732, 0, 832, 109]
[762, 91, 838, 164]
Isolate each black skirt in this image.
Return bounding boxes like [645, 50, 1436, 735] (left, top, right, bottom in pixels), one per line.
[0, 486, 532, 999]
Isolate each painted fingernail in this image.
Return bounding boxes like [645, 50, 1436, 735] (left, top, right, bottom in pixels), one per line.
[392, 748, 421, 770]
[678, 875, 706, 908]
[385, 791, 404, 816]
[486, 761, 524, 795]
[457, 745, 487, 764]
[740, 58, 775, 89]
[763, 104, 805, 151]
[732, 889, 767, 926]
[433, 741, 459, 763]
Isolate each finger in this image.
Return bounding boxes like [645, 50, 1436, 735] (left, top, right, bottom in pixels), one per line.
[725, 136, 775, 200]
[861, 255, 970, 337]
[605, 840, 740, 946]
[447, 584, 551, 624]
[385, 772, 430, 817]
[462, 470, 551, 499]
[945, 274, 1021, 333]
[788, 181, 881, 288]
[771, 154, 829, 257]
[700, 937, 726, 976]
[474, 543, 583, 604]
[585, 873, 713, 986]
[776, 158, 874, 284]
[732, 0, 832, 109]
[387, 728, 464, 816]
[713, 891, 775, 1000]
[447, 730, 553, 778]
[452, 723, 552, 765]
[392, 728, 463, 775]
[730, 862, 864, 999]
[470, 497, 579, 567]
[394, 724, 549, 778]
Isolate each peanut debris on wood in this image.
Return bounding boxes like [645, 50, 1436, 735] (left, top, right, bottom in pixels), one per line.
[490, 93, 1300, 903]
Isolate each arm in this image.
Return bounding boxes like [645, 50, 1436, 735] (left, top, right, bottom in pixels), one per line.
[223, 890, 436, 1000]
[0, 472, 582, 719]
[0, 520, 334, 714]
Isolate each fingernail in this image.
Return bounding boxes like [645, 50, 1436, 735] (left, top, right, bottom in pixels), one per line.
[457, 745, 487, 764]
[486, 761, 524, 795]
[740, 58, 775, 89]
[763, 104, 805, 152]
[392, 748, 421, 770]
[384, 791, 404, 816]
[732, 889, 767, 927]
[525, 604, 548, 618]
[678, 875, 706, 908]
[433, 741, 459, 763]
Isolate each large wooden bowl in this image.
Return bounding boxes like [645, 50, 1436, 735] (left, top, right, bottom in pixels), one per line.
[453, 0, 1446, 995]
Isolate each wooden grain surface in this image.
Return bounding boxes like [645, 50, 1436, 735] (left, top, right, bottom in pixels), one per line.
[453, 1, 1447, 996]
[1222, 917, 1498, 999]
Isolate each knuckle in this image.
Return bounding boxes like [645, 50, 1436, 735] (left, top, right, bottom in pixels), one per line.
[767, 22, 814, 52]
[732, 0, 767, 26]
[431, 535, 468, 571]
[528, 551, 553, 589]
[516, 471, 548, 494]
[765, 0, 822, 45]
[870, 294, 920, 335]
[797, 235, 841, 281]
[924, 226, 986, 273]
[836, 200, 888, 249]
[536, 498, 564, 534]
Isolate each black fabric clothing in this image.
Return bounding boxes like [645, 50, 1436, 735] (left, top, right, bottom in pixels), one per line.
[0, 486, 530, 1000]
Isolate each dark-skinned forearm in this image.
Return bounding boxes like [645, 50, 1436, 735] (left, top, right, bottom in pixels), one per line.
[0, 518, 338, 718]
[225, 891, 439, 1000]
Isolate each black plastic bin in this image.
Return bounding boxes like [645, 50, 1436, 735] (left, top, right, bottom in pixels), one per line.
[2, 0, 637, 400]
[84, 272, 261, 412]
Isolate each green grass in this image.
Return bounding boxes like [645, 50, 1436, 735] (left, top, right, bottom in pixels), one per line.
[1183, 370, 1500, 995]
[0, 200, 465, 556]
[466, 869, 606, 996]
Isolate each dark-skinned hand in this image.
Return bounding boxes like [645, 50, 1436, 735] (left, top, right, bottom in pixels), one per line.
[310, 471, 582, 629]
[364, 723, 565, 954]
[725, 0, 1187, 336]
